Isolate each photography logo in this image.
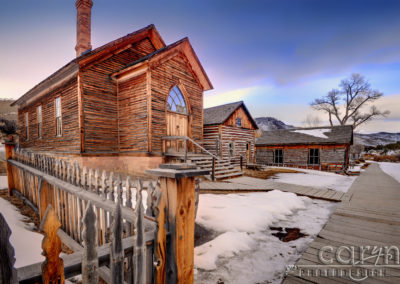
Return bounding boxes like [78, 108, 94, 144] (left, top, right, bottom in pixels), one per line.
[285, 245, 400, 281]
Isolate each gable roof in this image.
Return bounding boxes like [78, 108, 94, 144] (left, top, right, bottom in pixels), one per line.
[203, 101, 258, 129]
[112, 37, 213, 91]
[256, 125, 353, 146]
[12, 25, 166, 107]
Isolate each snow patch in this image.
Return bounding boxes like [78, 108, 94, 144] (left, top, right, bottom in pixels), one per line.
[195, 194, 338, 283]
[379, 162, 400, 183]
[293, 129, 330, 139]
[195, 191, 306, 271]
[274, 170, 356, 192]
[0, 175, 8, 189]
[0, 197, 44, 268]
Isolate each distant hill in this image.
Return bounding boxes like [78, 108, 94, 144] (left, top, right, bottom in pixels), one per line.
[0, 99, 17, 121]
[255, 117, 294, 131]
[354, 132, 400, 147]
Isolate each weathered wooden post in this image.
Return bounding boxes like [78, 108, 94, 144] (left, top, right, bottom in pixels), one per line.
[147, 164, 208, 284]
[211, 157, 215, 182]
[82, 202, 98, 284]
[40, 205, 65, 284]
[240, 155, 243, 171]
[4, 142, 15, 196]
[0, 213, 17, 284]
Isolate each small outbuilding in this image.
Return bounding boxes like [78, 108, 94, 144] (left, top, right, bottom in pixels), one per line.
[255, 125, 353, 171]
[203, 101, 258, 165]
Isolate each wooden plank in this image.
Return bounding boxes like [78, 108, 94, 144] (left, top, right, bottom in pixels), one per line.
[133, 182, 146, 283]
[40, 205, 65, 283]
[82, 202, 99, 284]
[110, 200, 124, 284]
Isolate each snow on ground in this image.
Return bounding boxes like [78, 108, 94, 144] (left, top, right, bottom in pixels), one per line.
[379, 162, 400, 183]
[0, 197, 44, 268]
[194, 191, 338, 283]
[0, 175, 8, 188]
[270, 168, 357, 192]
[293, 129, 330, 139]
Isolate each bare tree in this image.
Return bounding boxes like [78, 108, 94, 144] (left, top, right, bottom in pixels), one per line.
[310, 73, 389, 129]
[303, 114, 321, 127]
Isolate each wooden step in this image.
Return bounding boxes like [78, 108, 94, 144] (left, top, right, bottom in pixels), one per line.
[215, 171, 244, 180]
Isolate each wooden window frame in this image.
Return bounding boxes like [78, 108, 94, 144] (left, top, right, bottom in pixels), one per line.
[274, 148, 283, 164]
[166, 85, 189, 115]
[309, 148, 320, 165]
[25, 112, 29, 141]
[55, 97, 62, 137]
[37, 105, 42, 139]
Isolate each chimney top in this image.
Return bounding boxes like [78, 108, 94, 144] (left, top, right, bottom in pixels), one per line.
[75, 0, 93, 57]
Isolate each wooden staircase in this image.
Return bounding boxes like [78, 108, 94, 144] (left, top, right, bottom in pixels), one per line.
[162, 136, 243, 180]
[187, 155, 243, 180]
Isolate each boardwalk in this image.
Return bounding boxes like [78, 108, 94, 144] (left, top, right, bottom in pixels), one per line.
[283, 163, 400, 283]
[200, 176, 345, 202]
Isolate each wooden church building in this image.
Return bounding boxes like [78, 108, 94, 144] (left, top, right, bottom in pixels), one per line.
[203, 101, 258, 165]
[12, 0, 212, 176]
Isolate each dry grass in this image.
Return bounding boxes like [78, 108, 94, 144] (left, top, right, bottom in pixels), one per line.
[361, 163, 371, 169]
[244, 167, 300, 179]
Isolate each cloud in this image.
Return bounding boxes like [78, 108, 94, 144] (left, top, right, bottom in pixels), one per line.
[204, 86, 262, 108]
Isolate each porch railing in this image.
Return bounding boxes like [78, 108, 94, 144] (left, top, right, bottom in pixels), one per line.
[162, 135, 222, 162]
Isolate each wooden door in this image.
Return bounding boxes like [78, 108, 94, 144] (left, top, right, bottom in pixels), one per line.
[166, 112, 188, 152]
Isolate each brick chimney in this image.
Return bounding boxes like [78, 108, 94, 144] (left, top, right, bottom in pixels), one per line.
[75, 0, 93, 57]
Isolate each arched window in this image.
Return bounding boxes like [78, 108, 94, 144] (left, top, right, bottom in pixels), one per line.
[167, 86, 188, 114]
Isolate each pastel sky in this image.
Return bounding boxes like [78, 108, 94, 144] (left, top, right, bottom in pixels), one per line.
[1, 0, 399, 133]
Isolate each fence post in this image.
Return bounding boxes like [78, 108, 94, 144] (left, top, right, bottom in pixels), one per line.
[211, 157, 215, 182]
[0, 213, 17, 284]
[82, 202, 98, 284]
[40, 205, 65, 284]
[147, 164, 209, 284]
[4, 142, 15, 196]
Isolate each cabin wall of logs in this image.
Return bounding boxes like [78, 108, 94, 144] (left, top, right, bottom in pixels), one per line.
[203, 125, 256, 165]
[3, 143, 204, 283]
[255, 144, 350, 171]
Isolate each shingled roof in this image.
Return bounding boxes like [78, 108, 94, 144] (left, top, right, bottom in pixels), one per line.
[256, 125, 353, 146]
[203, 101, 258, 129]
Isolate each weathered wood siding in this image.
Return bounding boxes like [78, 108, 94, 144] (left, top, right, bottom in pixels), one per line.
[203, 125, 255, 165]
[117, 74, 148, 152]
[223, 106, 255, 130]
[18, 78, 80, 152]
[256, 144, 350, 170]
[81, 38, 156, 153]
[151, 54, 204, 153]
[221, 126, 255, 165]
[203, 125, 220, 155]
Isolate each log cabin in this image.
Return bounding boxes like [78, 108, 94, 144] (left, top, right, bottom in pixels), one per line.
[11, 0, 213, 177]
[203, 101, 258, 166]
[255, 125, 353, 171]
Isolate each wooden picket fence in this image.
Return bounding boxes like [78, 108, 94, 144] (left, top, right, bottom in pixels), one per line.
[2, 143, 207, 283]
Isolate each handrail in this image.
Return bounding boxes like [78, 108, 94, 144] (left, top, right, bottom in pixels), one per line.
[162, 136, 222, 161]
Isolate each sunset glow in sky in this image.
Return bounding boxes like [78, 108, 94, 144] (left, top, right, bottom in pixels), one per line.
[1, 0, 399, 133]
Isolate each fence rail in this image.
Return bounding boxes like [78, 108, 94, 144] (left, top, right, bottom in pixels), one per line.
[2, 143, 208, 283]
